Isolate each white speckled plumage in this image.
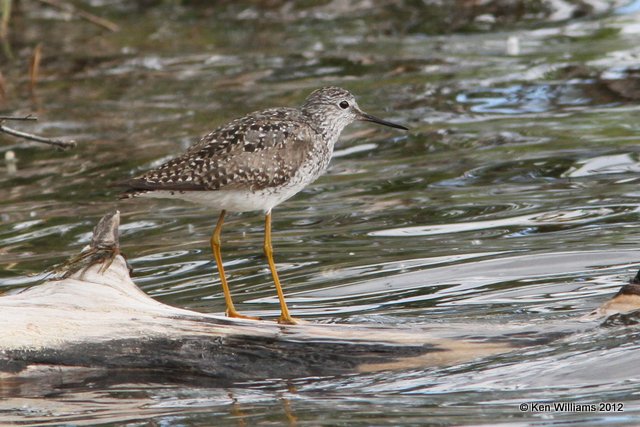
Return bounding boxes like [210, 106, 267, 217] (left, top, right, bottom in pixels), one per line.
[123, 87, 407, 212]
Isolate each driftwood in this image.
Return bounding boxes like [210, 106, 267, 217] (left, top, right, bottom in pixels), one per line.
[1, 212, 639, 389]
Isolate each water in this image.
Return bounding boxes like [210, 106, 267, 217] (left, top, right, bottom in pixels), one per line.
[2, 1, 640, 425]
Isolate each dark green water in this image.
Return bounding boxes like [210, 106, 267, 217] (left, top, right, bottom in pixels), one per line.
[2, 1, 640, 425]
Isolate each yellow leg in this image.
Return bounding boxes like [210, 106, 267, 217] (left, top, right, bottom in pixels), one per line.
[210, 210, 259, 320]
[264, 212, 297, 324]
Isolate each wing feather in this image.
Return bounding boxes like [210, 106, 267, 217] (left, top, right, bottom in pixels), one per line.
[124, 108, 316, 194]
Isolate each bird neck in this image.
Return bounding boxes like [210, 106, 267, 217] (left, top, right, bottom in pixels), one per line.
[302, 108, 346, 149]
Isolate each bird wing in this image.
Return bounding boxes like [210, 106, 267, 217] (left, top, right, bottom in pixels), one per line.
[124, 108, 317, 193]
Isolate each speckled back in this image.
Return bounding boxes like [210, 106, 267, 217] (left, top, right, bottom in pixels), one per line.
[126, 107, 328, 193]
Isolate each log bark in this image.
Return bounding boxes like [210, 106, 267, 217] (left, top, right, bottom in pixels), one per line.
[1, 212, 638, 387]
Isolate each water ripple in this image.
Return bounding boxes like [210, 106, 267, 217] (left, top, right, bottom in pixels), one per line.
[369, 206, 640, 237]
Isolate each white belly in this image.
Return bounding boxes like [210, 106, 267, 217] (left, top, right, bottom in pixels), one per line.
[137, 182, 307, 213]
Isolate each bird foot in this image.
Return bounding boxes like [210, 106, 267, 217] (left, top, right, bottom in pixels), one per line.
[226, 310, 261, 321]
[277, 316, 304, 325]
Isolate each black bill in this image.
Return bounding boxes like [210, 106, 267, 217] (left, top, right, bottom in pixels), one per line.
[358, 112, 408, 130]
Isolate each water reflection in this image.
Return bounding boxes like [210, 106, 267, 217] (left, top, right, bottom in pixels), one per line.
[370, 206, 639, 237]
[565, 153, 640, 177]
[457, 84, 591, 114]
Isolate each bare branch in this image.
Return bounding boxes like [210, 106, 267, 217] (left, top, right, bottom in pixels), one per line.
[0, 114, 37, 121]
[0, 123, 76, 149]
[35, 0, 119, 32]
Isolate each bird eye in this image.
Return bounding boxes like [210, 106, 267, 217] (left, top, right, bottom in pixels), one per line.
[339, 101, 349, 109]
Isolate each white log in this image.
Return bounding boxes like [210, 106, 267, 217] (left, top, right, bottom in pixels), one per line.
[1, 212, 638, 383]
